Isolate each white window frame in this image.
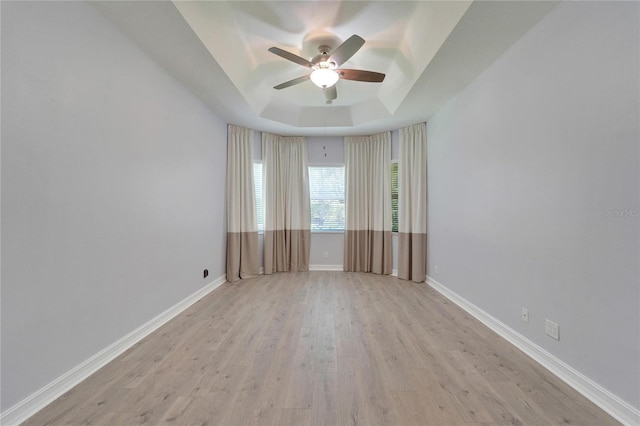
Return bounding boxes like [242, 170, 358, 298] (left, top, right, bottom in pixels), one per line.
[308, 163, 345, 233]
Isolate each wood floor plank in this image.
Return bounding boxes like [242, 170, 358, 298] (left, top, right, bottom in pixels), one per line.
[277, 408, 312, 426]
[310, 371, 338, 426]
[158, 396, 194, 424]
[489, 381, 556, 425]
[335, 357, 363, 426]
[24, 272, 620, 426]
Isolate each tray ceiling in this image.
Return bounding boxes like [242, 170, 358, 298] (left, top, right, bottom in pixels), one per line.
[93, 1, 559, 136]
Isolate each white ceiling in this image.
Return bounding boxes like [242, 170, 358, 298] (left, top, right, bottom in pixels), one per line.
[93, 1, 558, 136]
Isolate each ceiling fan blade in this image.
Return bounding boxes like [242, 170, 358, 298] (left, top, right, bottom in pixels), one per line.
[268, 47, 314, 68]
[329, 35, 365, 67]
[324, 85, 337, 102]
[338, 69, 385, 83]
[273, 75, 310, 90]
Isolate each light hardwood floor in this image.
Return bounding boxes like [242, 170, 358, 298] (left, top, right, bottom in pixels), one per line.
[25, 272, 618, 425]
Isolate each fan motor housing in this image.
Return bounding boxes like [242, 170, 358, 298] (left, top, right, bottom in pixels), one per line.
[302, 31, 342, 60]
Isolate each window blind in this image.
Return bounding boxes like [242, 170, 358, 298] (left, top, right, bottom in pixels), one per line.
[391, 161, 399, 233]
[253, 162, 263, 231]
[309, 166, 345, 231]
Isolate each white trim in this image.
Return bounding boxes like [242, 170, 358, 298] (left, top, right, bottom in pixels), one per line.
[391, 268, 398, 277]
[0, 274, 228, 426]
[426, 276, 640, 426]
[309, 264, 343, 271]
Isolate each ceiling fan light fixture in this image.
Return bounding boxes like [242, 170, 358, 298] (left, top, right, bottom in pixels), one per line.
[269, 34, 384, 100]
[310, 68, 339, 88]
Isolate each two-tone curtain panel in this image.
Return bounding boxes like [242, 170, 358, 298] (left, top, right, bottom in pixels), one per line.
[262, 133, 311, 274]
[344, 132, 392, 274]
[226, 125, 260, 283]
[398, 122, 427, 282]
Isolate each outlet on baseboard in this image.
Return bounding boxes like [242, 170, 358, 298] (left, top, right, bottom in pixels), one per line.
[545, 319, 559, 340]
[521, 307, 529, 322]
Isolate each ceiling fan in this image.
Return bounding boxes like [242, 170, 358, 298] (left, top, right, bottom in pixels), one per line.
[268, 34, 385, 104]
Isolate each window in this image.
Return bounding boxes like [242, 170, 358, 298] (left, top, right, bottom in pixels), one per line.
[253, 162, 263, 232]
[309, 166, 345, 232]
[391, 161, 399, 233]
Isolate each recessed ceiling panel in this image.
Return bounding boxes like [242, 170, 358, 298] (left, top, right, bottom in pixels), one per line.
[93, 0, 559, 136]
[172, 1, 471, 128]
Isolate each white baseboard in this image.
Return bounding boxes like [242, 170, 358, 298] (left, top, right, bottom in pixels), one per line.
[309, 264, 343, 271]
[0, 274, 227, 426]
[426, 276, 640, 426]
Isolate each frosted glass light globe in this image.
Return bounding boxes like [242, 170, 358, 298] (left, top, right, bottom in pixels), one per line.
[310, 68, 339, 88]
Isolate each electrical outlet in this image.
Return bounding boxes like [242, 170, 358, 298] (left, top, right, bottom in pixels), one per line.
[521, 307, 529, 322]
[434, 265, 439, 273]
[545, 319, 559, 340]
[323, 251, 329, 258]
[203, 269, 209, 278]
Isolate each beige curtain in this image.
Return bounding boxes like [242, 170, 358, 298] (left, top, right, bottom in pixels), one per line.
[262, 133, 310, 274]
[398, 123, 427, 282]
[226, 125, 260, 282]
[344, 132, 392, 274]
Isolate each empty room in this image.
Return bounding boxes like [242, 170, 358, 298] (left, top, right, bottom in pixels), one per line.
[1, 1, 638, 425]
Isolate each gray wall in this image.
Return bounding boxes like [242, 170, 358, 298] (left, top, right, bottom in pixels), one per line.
[427, 1, 639, 409]
[1, 1, 227, 410]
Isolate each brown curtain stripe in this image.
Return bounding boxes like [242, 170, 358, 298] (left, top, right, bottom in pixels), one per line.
[226, 125, 260, 282]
